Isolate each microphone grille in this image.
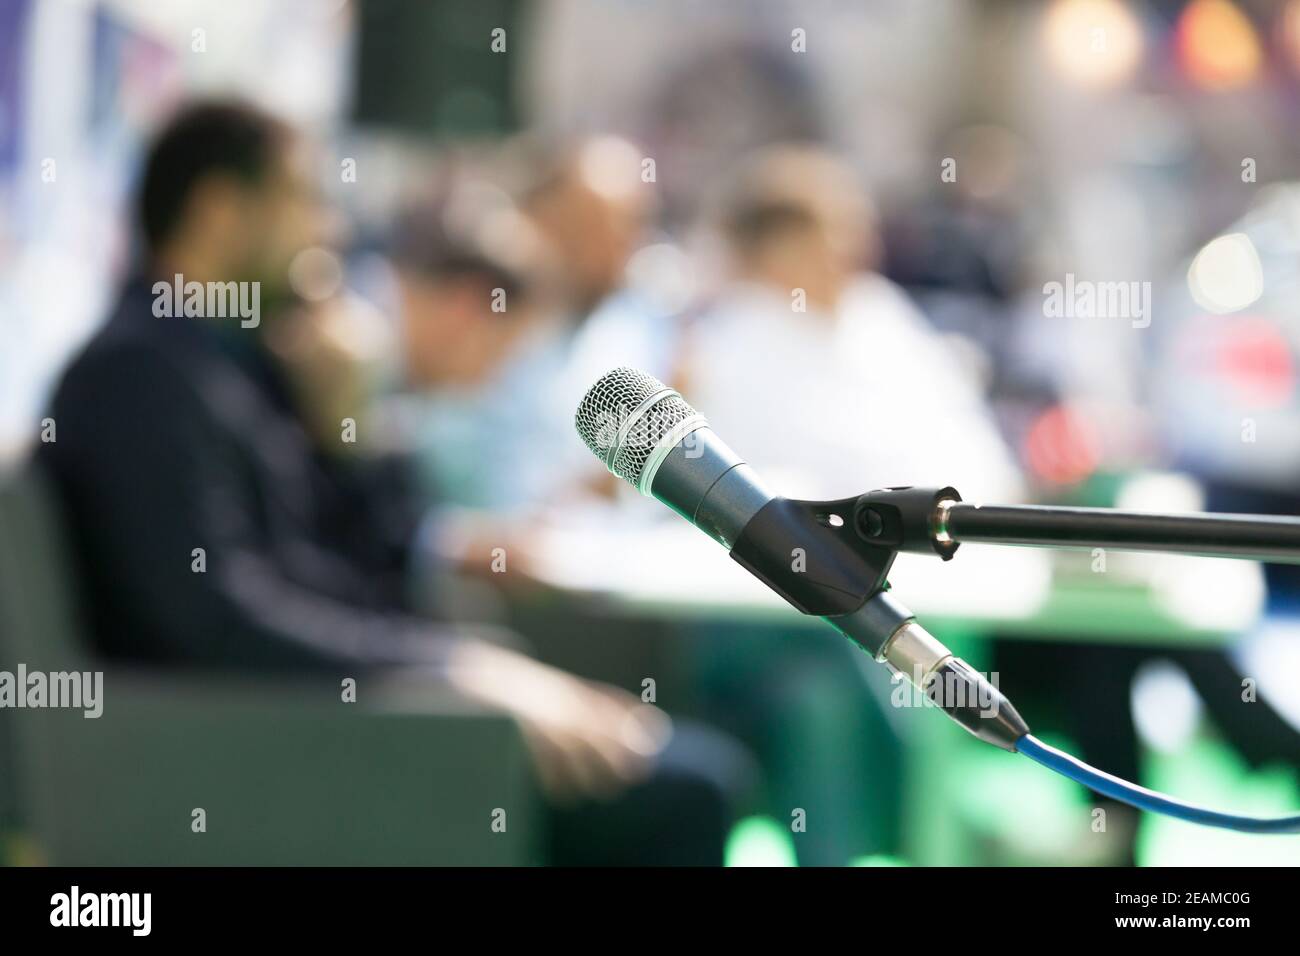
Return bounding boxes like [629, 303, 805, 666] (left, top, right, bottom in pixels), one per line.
[574, 367, 704, 488]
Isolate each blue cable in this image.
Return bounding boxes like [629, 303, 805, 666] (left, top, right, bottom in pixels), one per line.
[1016, 734, 1300, 834]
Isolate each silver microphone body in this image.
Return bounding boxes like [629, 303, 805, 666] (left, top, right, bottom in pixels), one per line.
[649, 429, 774, 549]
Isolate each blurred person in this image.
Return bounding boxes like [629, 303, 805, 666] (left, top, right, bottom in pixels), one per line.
[524, 136, 651, 324]
[527, 136, 695, 414]
[413, 136, 687, 512]
[686, 144, 1023, 502]
[38, 99, 748, 864]
[386, 183, 762, 861]
[383, 184, 555, 510]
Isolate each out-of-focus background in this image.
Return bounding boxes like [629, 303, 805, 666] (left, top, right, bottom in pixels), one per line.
[2, 0, 1300, 866]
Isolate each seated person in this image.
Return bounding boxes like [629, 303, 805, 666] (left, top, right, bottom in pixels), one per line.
[409, 136, 679, 513]
[39, 99, 745, 864]
[687, 144, 1023, 502]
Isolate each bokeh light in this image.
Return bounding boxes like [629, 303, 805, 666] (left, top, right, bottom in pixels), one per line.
[1042, 0, 1144, 90]
[1186, 232, 1264, 314]
[1022, 404, 1103, 486]
[1176, 0, 1262, 91]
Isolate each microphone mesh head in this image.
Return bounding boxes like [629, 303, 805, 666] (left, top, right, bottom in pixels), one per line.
[574, 367, 703, 487]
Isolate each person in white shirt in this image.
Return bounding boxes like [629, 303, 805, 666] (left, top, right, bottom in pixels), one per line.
[686, 145, 1023, 503]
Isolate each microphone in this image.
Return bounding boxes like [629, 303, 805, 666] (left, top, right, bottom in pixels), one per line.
[574, 367, 1029, 750]
[574, 367, 772, 547]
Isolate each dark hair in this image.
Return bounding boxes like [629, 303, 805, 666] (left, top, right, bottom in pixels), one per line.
[391, 190, 544, 304]
[137, 100, 290, 253]
[715, 145, 867, 260]
[723, 199, 820, 256]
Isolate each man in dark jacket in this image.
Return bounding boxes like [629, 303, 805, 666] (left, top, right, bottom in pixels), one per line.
[40, 100, 743, 863]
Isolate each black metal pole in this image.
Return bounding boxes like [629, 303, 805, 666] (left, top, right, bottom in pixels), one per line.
[943, 502, 1300, 564]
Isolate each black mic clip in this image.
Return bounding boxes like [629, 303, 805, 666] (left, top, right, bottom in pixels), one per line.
[728, 485, 961, 618]
[854, 485, 962, 560]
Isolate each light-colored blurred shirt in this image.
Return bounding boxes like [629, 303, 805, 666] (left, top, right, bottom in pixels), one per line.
[685, 275, 1023, 502]
[413, 286, 682, 513]
[410, 318, 573, 512]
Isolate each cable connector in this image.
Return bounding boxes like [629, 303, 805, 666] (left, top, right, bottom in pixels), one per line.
[923, 657, 1030, 752]
[876, 619, 1029, 752]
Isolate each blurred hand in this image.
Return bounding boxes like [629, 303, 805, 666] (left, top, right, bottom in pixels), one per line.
[265, 296, 388, 454]
[432, 511, 552, 592]
[447, 641, 671, 803]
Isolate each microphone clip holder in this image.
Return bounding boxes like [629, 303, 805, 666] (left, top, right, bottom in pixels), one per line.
[853, 485, 963, 560]
[727, 485, 961, 618]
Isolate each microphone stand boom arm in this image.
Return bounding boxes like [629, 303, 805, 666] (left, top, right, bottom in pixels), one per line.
[853, 485, 1300, 564]
[935, 498, 1300, 565]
